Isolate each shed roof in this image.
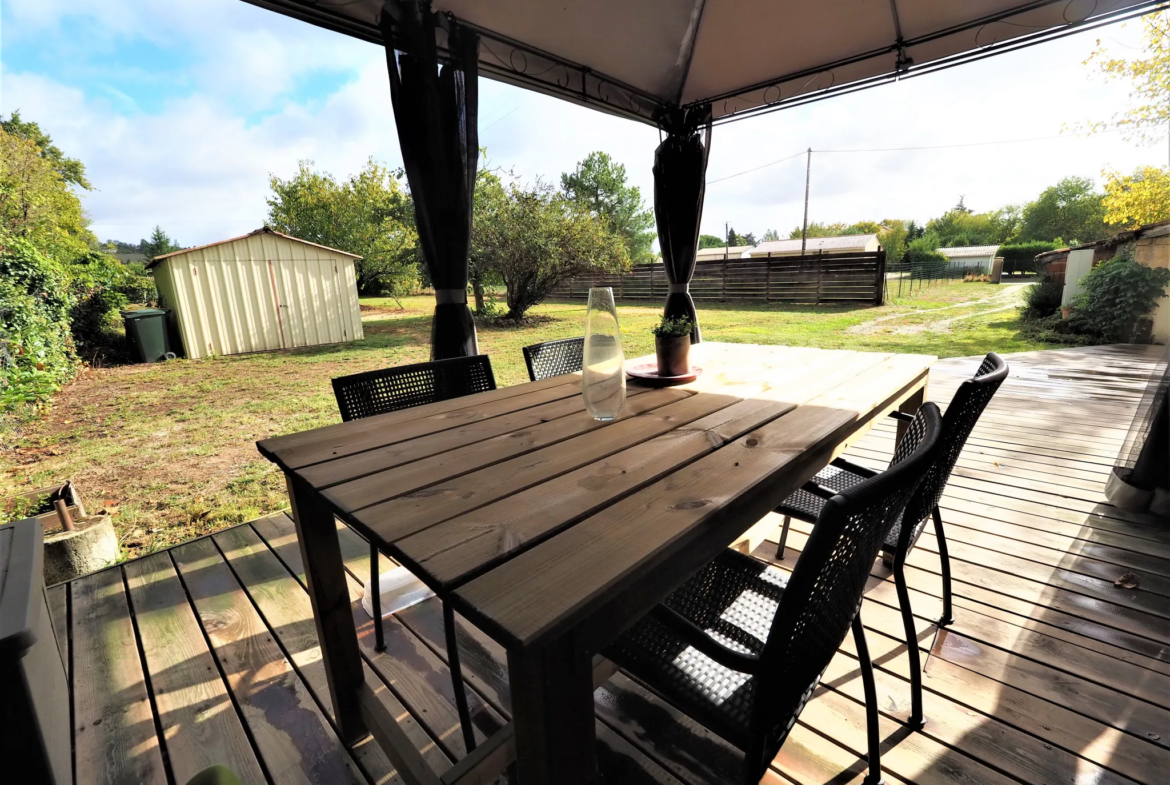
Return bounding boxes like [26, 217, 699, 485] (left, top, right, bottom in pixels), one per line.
[751, 234, 878, 255]
[938, 245, 1000, 258]
[147, 227, 361, 269]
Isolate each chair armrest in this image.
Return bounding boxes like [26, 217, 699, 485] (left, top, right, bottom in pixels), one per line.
[801, 482, 839, 501]
[887, 410, 915, 423]
[829, 457, 879, 479]
[650, 605, 760, 674]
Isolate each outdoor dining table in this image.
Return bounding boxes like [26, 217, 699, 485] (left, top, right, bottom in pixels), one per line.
[257, 342, 934, 785]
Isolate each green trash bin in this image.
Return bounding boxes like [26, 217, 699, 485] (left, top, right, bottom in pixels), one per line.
[122, 308, 173, 363]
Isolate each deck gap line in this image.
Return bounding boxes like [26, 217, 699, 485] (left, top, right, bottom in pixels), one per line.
[167, 548, 280, 785]
[119, 565, 179, 785]
[66, 582, 76, 785]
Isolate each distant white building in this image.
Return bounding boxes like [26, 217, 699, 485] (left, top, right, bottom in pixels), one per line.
[938, 245, 1000, 271]
[747, 234, 880, 258]
[695, 245, 752, 262]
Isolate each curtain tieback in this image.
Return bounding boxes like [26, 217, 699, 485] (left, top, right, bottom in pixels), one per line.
[667, 283, 690, 294]
[435, 288, 468, 305]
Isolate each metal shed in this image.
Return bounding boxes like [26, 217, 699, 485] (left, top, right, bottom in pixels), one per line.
[147, 227, 364, 360]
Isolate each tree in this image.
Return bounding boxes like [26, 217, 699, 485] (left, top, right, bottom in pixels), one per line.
[698, 234, 725, 249]
[739, 231, 757, 247]
[877, 219, 908, 264]
[561, 152, 655, 265]
[1082, 11, 1169, 147]
[843, 220, 884, 235]
[469, 167, 508, 313]
[1020, 176, 1108, 244]
[140, 226, 181, 262]
[0, 111, 90, 190]
[477, 180, 628, 320]
[761, 228, 780, 242]
[926, 206, 1018, 247]
[952, 196, 972, 214]
[1102, 166, 1170, 228]
[788, 221, 848, 239]
[267, 159, 418, 296]
[0, 127, 94, 263]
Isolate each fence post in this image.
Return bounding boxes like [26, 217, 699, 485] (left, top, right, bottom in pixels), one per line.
[873, 249, 885, 306]
[766, 253, 772, 302]
[815, 250, 823, 305]
[721, 261, 727, 301]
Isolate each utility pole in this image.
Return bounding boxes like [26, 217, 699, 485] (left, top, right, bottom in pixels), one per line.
[724, 221, 729, 261]
[801, 147, 812, 254]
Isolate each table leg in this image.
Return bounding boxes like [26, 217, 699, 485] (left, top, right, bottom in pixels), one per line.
[896, 382, 927, 444]
[508, 633, 596, 785]
[286, 475, 367, 744]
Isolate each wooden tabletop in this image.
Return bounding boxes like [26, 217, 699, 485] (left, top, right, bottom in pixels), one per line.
[258, 343, 932, 651]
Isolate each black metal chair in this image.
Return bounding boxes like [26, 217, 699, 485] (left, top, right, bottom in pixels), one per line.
[522, 336, 584, 381]
[605, 403, 943, 785]
[773, 351, 1008, 728]
[331, 354, 497, 422]
[330, 354, 498, 752]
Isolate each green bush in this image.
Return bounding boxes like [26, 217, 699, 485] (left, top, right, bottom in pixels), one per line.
[1068, 254, 1170, 343]
[0, 234, 77, 410]
[905, 236, 948, 279]
[999, 241, 1058, 275]
[1020, 281, 1064, 320]
[69, 251, 157, 358]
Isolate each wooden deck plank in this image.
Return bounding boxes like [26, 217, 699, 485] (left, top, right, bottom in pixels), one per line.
[171, 536, 368, 785]
[212, 523, 447, 783]
[47, 583, 68, 681]
[71, 566, 167, 785]
[123, 553, 268, 785]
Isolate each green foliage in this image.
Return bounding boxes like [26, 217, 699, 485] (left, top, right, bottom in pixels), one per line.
[651, 315, 694, 338]
[0, 127, 96, 263]
[926, 204, 1020, 247]
[761, 229, 780, 242]
[267, 159, 419, 296]
[1020, 176, 1108, 244]
[1067, 253, 1170, 342]
[475, 180, 628, 320]
[878, 219, 908, 264]
[698, 234, 725, 249]
[470, 167, 508, 314]
[141, 226, 181, 262]
[904, 235, 948, 278]
[69, 252, 158, 358]
[0, 111, 90, 189]
[788, 221, 849, 239]
[0, 233, 77, 410]
[998, 241, 1059, 275]
[1020, 281, 1064, 320]
[561, 152, 655, 265]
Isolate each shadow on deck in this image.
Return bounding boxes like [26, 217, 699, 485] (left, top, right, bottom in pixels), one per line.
[53, 344, 1169, 785]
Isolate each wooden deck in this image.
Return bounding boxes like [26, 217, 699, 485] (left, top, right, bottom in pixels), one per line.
[52, 344, 1170, 785]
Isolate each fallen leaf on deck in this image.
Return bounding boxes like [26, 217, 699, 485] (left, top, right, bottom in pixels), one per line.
[1114, 572, 1140, 589]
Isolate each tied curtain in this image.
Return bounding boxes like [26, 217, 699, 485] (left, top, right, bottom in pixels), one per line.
[381, 2, 479, 359]
[654, 107, 712, 344]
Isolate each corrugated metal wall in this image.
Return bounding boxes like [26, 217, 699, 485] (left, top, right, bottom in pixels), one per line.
[155, 232, 364, 359]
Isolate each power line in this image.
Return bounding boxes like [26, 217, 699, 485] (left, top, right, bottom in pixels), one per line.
[706, 150, 805, 184]
[817, 126, 1128, 153]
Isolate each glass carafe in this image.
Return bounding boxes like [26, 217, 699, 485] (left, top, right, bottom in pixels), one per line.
[583, 287, 626, 421]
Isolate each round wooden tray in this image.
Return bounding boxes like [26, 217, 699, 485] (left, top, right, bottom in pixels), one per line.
[626, 363, 702, 386]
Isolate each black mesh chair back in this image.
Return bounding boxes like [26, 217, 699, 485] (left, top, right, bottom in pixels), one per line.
[522, 337, 584, 381]
[745, 402, 943, 776]
[331, 355, 497, 422]
[891, 352, 1008, 550]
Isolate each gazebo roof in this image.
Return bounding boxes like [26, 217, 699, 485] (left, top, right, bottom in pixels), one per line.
[240, 0, 1160, 126]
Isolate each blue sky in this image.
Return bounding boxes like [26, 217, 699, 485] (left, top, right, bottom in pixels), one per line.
[2, 0, 1167, 247]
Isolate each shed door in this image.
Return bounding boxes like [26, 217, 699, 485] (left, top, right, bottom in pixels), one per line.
[266, 260, 289, 349]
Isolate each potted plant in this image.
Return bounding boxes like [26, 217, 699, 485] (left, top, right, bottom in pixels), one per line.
[651, 316, 693, 377]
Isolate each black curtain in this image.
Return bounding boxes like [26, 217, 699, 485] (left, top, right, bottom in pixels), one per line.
[1106, 342, 1169, 515]
[381, 2, 479, 360]
[654, 106, 712, 344]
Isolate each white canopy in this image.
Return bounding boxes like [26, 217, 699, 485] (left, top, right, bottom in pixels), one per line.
[241, 0, 1160, 125]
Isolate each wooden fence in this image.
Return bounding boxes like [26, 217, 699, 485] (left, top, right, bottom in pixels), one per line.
[552, 250, 885, 305]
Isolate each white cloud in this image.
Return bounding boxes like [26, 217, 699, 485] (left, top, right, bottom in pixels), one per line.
[2, 2, 1166, 247]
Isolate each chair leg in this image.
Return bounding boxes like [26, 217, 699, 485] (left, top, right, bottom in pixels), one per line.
[932, 506, 955, 627]
[370, 542, 385, 652]
[775, 516, 791, 560]
[892, 553, 925, 730]
[851, 616, 885, 785]
[443, 601, 477, 753]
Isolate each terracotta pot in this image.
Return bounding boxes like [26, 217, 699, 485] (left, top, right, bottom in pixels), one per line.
[655, 334, 691, 377]
[1061, 306, 1072, 320]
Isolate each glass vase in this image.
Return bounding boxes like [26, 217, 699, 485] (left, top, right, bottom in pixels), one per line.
[583, 287, 626, 421]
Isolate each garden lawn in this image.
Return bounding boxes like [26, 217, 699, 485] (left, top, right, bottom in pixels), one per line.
[2, 280, 1054, 557]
